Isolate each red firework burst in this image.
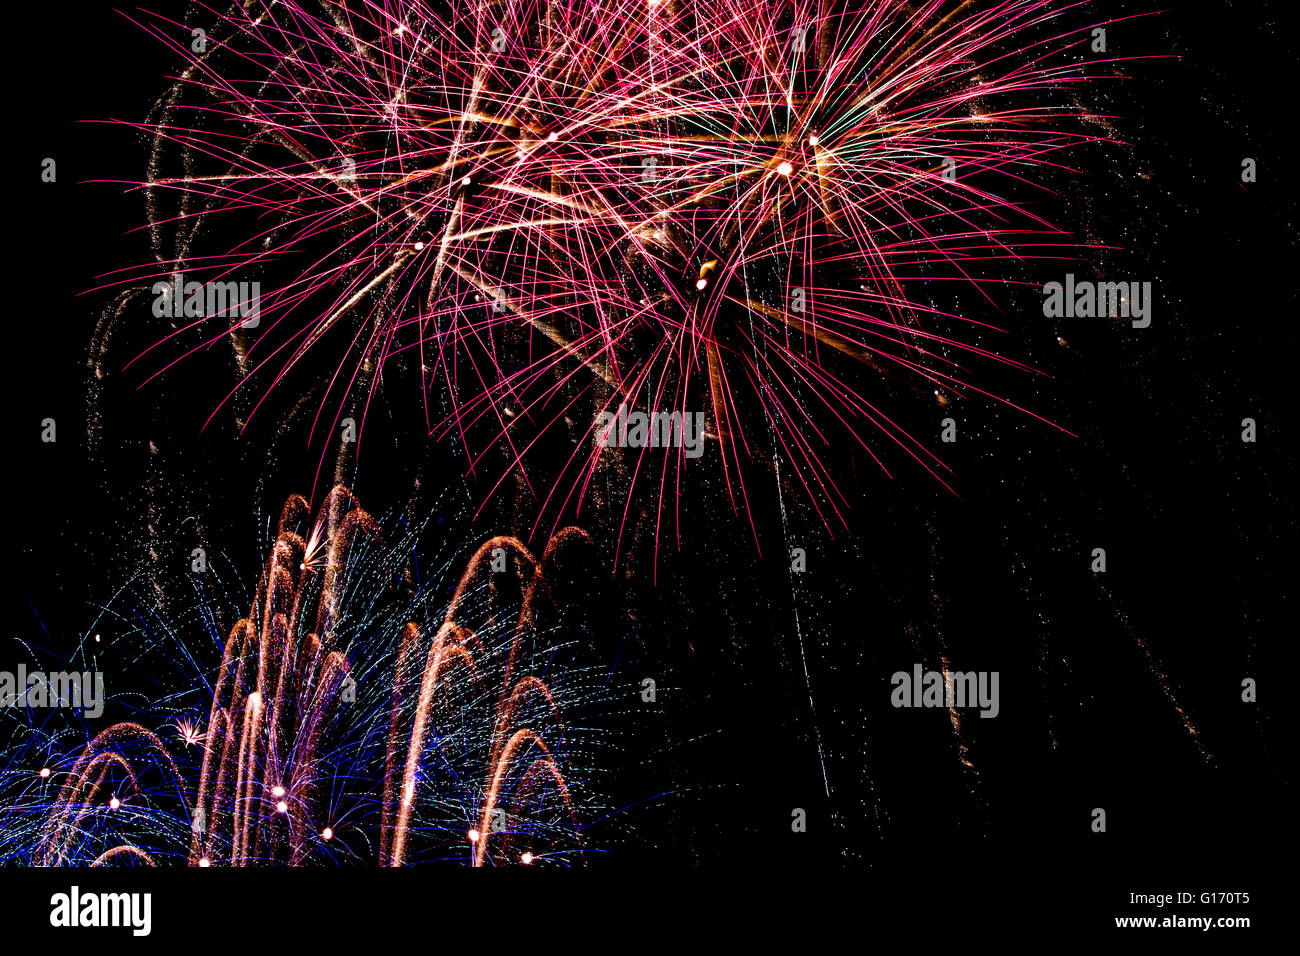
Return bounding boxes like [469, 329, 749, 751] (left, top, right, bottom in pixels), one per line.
[98, 0, 1142, 553]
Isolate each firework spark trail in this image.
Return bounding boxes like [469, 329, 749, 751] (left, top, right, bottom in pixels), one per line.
[1096, 581, 1211, 763]
[95, 0, 1140, 559]
[5, 488, 621, 866]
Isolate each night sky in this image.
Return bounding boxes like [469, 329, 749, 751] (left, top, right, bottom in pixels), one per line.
[1, 0, 1291, 933]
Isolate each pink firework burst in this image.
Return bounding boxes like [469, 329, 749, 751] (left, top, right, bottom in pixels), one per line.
[101, 0, 1141, 555]
[174, 718, 204, 747]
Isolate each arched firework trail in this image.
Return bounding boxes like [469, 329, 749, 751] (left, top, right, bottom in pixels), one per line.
[2, 488, 624, 867]
[99, 0, 1134, 554]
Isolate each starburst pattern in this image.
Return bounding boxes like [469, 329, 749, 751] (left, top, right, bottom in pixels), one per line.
[102, 0, 1128, 552]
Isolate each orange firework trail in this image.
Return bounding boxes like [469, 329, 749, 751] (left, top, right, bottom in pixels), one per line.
[383, 533, 589, 866]
[4, 488, 623, 867]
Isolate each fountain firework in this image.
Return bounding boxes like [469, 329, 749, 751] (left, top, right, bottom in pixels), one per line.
[3, 487, 623, 867]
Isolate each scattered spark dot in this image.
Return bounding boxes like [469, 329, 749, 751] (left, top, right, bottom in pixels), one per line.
[175, 717, 202, 749]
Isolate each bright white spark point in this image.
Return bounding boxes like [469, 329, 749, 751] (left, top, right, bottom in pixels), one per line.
[199, 857, 211, 868]
[394, 24, 405, 35]
[521, 852, 533, 864]
[39, 768, 50, 779]
[808, 134, 820, 146]
[547, 131, 558, 142]
[695, 278, 708, 290]
[276, 800, 288, 813]
[468, 829, 480, 842]
[777, 161, 794, 176]
[413, 241, 425, 250]
[109, 796, 120, 810]
[322, 827, 334, 840]
[271, 785, 285, 798]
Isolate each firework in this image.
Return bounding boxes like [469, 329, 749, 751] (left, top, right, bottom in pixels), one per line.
[97, 0, 1126, 552]
[3, 488, 624, 866]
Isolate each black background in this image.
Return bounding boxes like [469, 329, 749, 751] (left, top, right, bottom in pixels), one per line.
[1, 0, 1292, 932]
